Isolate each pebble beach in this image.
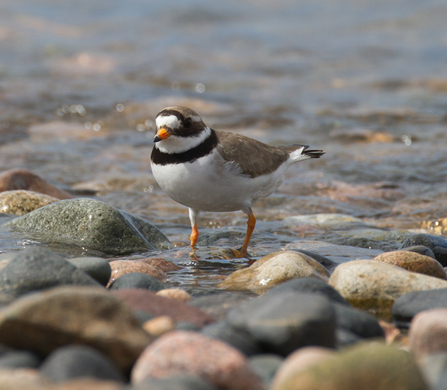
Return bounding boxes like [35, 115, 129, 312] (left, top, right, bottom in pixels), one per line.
[0, 0, 447, 389]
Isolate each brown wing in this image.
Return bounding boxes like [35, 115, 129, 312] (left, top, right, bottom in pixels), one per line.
[215, 130, 300, 178]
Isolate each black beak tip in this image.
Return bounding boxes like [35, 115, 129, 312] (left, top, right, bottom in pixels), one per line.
[153, 135, 161, 143]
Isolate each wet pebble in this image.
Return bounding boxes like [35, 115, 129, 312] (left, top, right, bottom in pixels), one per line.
[227, 291, 336, 356]
[373, 250, 446, 279]
[108, 273, 167, 291]
[67, 257, 111, 286]
[4, 198, 172, 255]
[140, 258, 181, 272]
[0, 190, 60, 216]
[218, 251, 329, 294]
[109, 260, 166, 284]
[0, 286, 153, 373]
[270, 343, 428, 390]
[410, 309, 447, 360]
[112, 289, 215, 327]
[400, 234, 447, 266]
[40, 345, 126, 383]
[131, 331, 264, 390]
[0, 168, 72, 200]
[0, 247, 102, 301]
[329, 260, 447, 317]
[156, 288, 192, 302]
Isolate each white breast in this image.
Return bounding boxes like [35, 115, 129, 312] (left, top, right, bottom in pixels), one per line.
[150, 149, 289, 213]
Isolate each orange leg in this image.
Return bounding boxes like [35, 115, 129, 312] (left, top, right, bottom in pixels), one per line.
[190, 224, 199, 248]
[232, 212, 256, 258]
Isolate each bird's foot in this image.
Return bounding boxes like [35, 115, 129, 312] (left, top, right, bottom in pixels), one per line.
[229, 247, 250, 259]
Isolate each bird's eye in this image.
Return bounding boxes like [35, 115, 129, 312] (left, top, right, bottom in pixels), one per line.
[184, 118, 192, 128]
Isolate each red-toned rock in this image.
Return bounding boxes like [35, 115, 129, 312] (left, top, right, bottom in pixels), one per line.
[0, 169, 72, 199]
[112, 289, 215, 327]
[140, 258, 181, 272]
[108, 260, 165, 286]
[131, 331, 264, 390]
[410, 308, 447, 360]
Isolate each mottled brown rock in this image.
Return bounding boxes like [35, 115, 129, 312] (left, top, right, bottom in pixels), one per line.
[108, 260, 165, 286]
[140, 258, 181, 272]
[112, 289, 215, 327]
[0, 190, 59, 215]
[131, 331, 264, 390]
[0, 169, 72, 199]
[329, 260, 447, 317]
[374, 251, 446, 279]
[219, 251, 329, 294]
[271, 347, 336, 389]
[0, 286, 153, 373]
[410, 308, 447, 360]
[156, 288, 192, 302]
[271, 343, 428, 390]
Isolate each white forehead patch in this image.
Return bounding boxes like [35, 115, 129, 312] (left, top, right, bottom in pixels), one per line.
[156, 115, 181, 130]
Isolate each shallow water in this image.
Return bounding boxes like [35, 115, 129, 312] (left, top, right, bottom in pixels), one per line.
[0, 0, 447, 291]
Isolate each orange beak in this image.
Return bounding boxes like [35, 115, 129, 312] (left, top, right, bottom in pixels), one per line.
[153, 127, 171, 143]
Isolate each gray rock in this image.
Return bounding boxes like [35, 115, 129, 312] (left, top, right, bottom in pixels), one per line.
[292, 250, 337, 270]
[0, 247, 102, 300]
[249, 354, 283, 387]
[189, 292, 250, 321]
[227, 292, 336, 356]
[5, 198, 172, 255]
[418, 353, 447, 390]
[400, 234, 447, 266]
[0, 350, 41, 369]
[399, 245, 436, 259]
[67, 256, 111, 286]
[108, 272, 167, 291]
[335, 328, 362, 347]
[393, 288, 447, 323]
[40, 344, 126, 383]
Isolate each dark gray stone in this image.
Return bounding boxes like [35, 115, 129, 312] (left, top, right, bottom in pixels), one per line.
[67, 257, 111, 286]
[249, 354, 283, 386]
[398, 245, 436, 259]
[40, 344, 126, 383]
[108, 273, 167, 291]
[227, 292, 336, 356]
[190, 292, 251, 320]
[333, 303, 385, 339]
[176, 322, 201, 332]
[335, 328, 362, 348]
[399, 234, 447, 266]
[264, 278, 348, 305]
[202, 321, 262, 356]
[392, 288, 447, 322]
[0, 350, 41, 369]
[4, 198, 172, 255]
[0, 247, 102, 300]
[131, 375, 218, 390]
[292, 250, 337, 270]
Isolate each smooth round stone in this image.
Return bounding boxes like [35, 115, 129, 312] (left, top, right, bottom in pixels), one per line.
[4, 198, 172, 255]
[109, 260, 165, 285]
[271, 347, 335, 389]
[0, 168, 72, 200]
[393, 288, 447, 323]
[373, 250, 446, 279]
[335, 328, 362, 348]
[132, 375, 218, 390]
[271, 344, 428, 390]
[131, 331, 264, 390]
[400, 234, 447, 266]
[40, 345, 125, 383]
[143, 316, 175, 337]
[156, 288, 192, 302]
[291, 250, 337, 271]
[329, 260, 447, 317]
[264, 277, 348, 305]
[0, 286, 153, 373]
[67, 257, 112, 286]
[227, 292, 336, 356]
[108, 273, 167, 291]
[201, 321, 263, 356]
[218, 251, 329, 294]
[140, 258, 181, 272]
[0, 190, 59, 216]
[418, 352, 447, 390]
[0, 247, 102, 301]
[189, 292, 250, 321]
[0, 350, 41, 369]
[399, 245, 436, 259]
[410, 309, 447, 360]
[249, 354, 283, 387]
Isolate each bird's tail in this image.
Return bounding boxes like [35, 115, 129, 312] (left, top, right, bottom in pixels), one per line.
[281, 144, 325, 163]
